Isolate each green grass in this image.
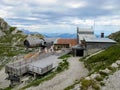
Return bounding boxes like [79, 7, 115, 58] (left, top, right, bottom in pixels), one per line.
[58, 54, 71, 59]
[81, 78, 100, 90]
[95, 76, 104, 81]
[56, 59, 69, 72]
[0, 29, 28, 70]
[22, 72, 57, 89]
[64, 80, 80, 90]
[100, 81, 105, 86]
[84, 44, 120, 73]
[1, 86, 13, 90]
[78, 44, 120, 90]
[108, 30, 120, 43]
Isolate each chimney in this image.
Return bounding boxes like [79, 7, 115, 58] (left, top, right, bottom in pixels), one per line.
[101, 32, 104, 38]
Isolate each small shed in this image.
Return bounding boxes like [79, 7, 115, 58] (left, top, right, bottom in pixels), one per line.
[24, 36, 45, 48]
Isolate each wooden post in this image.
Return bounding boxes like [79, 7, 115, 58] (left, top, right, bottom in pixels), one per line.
[34, 73, 36, 79]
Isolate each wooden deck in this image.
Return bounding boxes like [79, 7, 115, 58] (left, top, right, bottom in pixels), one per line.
[5, 53, 56, 76]
[5, 49, 71, 76]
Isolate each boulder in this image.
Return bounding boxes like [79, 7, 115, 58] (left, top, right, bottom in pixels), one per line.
[111, 63, 119, 68]
[116, 60, 120, 65]
[90, 73, 100, 79]
[100, 68, 111, 74]
[85, 76, 91, 80]
[73, 84, 80, 90]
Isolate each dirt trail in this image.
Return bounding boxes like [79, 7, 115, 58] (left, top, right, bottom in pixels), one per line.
[27, 57, 88, 90]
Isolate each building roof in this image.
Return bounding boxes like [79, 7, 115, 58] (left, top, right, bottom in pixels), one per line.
[25, 36, 44, 46]
[78, 34, 95, 40]
[84, 38, 116, 43]
[78, 28, 93, 32]
[28, 55, 58, 68]
[55, 38, 77, 46]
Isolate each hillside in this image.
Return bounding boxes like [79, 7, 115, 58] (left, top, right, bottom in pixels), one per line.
[84, 44, 120, 73]
[108, 30, 120, 43]
[0, 17, 43, 69]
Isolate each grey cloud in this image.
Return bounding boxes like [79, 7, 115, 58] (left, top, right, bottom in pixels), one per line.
[0, 0, 120, 33]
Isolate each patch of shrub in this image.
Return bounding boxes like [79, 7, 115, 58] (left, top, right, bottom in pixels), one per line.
[100, 81, 105, 86]
[81, 79, 92, 90]
[99, 71, 108, 76]
[95, 76, 103, 81]
[9, 27, 16, 33]
[57, 59, 69, 72]
[64, 80, 80, 90]
[107, 66, 116, 72]
[80, 78, 100, 90]
[58, 54, 71, 59]
[92, 83, 100, 90]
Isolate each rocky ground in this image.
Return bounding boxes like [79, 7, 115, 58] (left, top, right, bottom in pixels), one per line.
[0, 68, 10, 88]
[26, 57, 88, 90]
[101, 70, 120, 90]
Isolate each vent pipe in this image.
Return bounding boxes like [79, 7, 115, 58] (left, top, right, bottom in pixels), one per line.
[77, 27, 79, 44]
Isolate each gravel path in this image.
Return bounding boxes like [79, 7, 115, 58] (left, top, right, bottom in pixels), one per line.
[27, 57, 88, 90]
[101, 70, 120, 90]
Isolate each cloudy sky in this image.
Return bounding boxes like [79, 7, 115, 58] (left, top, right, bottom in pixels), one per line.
[0, 0, 120, 35]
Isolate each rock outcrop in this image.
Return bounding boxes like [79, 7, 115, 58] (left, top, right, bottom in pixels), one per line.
[0, 17, 10, 36]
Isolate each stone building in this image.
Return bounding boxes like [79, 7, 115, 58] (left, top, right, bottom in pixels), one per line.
[73, 27, 116, 57]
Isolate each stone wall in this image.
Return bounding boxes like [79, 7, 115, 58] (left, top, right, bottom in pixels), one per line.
[84, 42, 115, 56]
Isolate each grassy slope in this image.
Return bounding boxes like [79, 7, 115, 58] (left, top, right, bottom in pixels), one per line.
[84, 44, 120, 73]
[108, 30, 120, 43]
[65, 44, 120, 90]
[0, 28, 27, 69]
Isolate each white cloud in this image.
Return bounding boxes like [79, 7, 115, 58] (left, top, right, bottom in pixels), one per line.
[103, 5, 116, 10]
[0, 10, 8, 18]
[0, 4, 14, 18]
[102, 0, 119, 10]
[96, 19, 120, 26]
[69, 18, 94, 26]
[25, 17, 38, 20]
[2, 0, 23, 5]
[95, 15, 120, 25]
[26, 0, 58, 6]
[65, 1, 87, 8]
